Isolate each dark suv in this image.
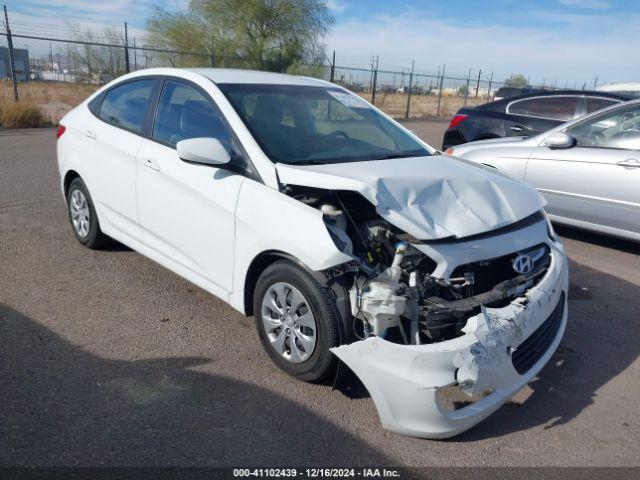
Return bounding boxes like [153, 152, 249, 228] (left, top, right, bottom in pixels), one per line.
[442, 90, 634, 150]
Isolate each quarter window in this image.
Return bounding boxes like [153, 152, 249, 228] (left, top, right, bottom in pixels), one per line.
[152, 80, 232, 150]
[509, 97, 579, 121]
[98, 79, 154, 133]
[586, 97, 618, 114]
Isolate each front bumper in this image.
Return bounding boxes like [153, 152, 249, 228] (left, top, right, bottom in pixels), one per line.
[331, 240, 569, 439]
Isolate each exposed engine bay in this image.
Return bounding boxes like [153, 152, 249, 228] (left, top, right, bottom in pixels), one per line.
[285, 185, 551, 346]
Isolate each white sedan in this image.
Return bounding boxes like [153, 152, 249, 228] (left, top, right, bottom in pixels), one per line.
[57, 68, 568, 438]
[445, 99, 640, 242]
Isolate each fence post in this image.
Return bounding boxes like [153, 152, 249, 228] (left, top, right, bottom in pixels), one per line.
[436, 64, 445, 117]
[464, 68, 470, 106]
[3, 5, 18, 101]
[371, 55, 378, 105]
[124, 22, 130, 73]
[475, 69, 481, 98]
[488, 72, 493, 99]
[329, 50, 335, 83]
[405, 60, 414, 119]
[133, 37, 137, 70]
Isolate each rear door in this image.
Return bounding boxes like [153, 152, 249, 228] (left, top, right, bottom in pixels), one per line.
[505, 96, 579, 137]
[87, 78, 156, 241]
[526, 104, 640, 235]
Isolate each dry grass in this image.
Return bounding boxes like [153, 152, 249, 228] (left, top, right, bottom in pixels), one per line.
[0, 81, 98, 128]
[0, 95, 49, 128]
[357, 92, 488, 119]
[1, 80, 489, 129]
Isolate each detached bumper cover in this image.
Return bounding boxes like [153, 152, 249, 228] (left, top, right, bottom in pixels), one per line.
[331, 241, 569, 439]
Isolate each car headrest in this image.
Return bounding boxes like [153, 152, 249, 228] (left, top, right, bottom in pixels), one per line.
[252, 95, 283, 126]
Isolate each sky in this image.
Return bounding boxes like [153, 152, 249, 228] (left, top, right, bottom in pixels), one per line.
[4, 0, 639, 85]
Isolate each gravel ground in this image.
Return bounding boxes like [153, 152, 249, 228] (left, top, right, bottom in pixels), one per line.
[1, 124, 639, 468]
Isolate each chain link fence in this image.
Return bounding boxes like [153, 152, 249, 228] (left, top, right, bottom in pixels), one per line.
[2, 9, 585, 125]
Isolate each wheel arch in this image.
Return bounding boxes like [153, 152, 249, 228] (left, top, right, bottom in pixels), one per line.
[63, 169, 81, 199]
[243, 250, 303, 316]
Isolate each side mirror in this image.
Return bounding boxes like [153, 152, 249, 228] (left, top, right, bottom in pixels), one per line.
[177, 137, 231, 166]
[542, 132, 576, 149]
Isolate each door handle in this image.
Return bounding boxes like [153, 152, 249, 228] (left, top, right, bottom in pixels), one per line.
[509, 125, 524, 132]
[142, 158, 161, 171]
[84, 130, 96, 139]
[617, 158, 640, 169]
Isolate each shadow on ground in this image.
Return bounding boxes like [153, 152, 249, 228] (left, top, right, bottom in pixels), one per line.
[0, 305, 389, 466]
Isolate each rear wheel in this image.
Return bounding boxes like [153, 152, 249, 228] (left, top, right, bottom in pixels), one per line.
[253, 260, 340, 382]
[66, 177, 110, 249]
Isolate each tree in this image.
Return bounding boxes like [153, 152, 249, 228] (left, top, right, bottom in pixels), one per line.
[504, 73, 528, 87]
[457, 84, 469, 96]
[146, 0, 334, 71]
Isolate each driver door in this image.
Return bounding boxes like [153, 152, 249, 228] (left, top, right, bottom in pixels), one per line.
[526, 104, 640, 235]
[136, 79, 247, 295]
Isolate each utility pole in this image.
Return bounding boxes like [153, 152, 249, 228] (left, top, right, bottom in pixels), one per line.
[3, 5, 18, 101]
[124, 22, 130, 73]
[405, 60, 415, 119]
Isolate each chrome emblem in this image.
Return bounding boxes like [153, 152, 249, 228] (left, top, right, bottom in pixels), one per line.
[512, 254, 534, 275]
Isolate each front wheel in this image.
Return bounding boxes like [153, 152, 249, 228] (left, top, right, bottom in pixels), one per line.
[253, 260, 341, 382]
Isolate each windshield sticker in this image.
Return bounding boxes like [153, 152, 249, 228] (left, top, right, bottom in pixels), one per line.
[328, 91, 370, 109]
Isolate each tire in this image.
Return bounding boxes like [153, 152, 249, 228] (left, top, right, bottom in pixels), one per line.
[66, 177, 110, 249]
[253, 259, 341, 382]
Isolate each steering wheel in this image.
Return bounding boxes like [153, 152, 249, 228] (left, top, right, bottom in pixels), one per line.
[328, 130, 350, 140]
[617, 111, 638, 132]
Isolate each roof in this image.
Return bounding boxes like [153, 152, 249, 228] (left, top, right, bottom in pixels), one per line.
[596, 83, 640, 93]
[476, 89, 635, 111]
[186, 68, 331, 86]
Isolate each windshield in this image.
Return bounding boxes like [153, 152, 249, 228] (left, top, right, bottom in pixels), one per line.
[218, 84, 429, 165]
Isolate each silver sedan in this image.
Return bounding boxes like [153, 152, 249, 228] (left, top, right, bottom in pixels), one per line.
[445, 99, 640, 242]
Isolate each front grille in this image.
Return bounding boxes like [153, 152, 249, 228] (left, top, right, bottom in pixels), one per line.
[512, 292, 565, 375]
[450, 243, 550, 297]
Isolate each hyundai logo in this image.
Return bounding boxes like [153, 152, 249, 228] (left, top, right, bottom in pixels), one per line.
[512, 254, 534, 275]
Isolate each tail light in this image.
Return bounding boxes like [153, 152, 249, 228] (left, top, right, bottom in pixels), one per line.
[56, 125, 66, 139]
[447, 114, 467, 129]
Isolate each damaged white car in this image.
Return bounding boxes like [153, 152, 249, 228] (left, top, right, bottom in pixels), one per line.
[57, 68, 569, 439]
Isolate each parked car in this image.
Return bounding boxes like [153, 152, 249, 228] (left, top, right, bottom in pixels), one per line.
[445, 99, 640, 242]
[57, 68, 568, 439]
[442, 90, 634, 150]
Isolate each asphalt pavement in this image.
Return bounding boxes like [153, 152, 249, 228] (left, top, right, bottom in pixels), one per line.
[1, 123, 639, 468]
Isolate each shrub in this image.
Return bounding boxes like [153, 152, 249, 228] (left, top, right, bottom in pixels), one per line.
[0, 96, 50, 128]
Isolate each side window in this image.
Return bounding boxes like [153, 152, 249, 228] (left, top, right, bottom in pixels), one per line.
[586, 97, 618, 114]
[98, 79, 154, 133]
[152, 80, 232, 151]
[509, 97, 579, 121]
[567, 105, 640, 150]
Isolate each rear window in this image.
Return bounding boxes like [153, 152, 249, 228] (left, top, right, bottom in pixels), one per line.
[98, 79, 155, 133]
[508, 96, 579, 121]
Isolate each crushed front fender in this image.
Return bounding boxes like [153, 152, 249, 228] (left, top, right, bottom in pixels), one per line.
[331, 241, 569, 439]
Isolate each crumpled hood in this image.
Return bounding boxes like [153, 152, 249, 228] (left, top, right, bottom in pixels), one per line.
[276, 156, 546, 240]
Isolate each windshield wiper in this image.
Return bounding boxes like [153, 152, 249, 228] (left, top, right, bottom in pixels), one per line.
[370, 152, 419, 160]
[287, 159, 327, 166]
